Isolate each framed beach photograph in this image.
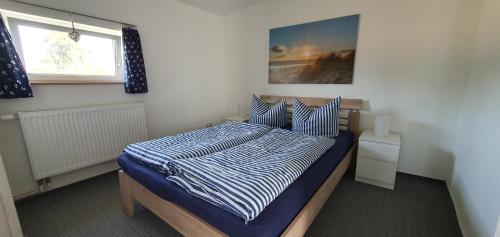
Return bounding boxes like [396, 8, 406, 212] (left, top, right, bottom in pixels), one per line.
[269, 14, 360, 84]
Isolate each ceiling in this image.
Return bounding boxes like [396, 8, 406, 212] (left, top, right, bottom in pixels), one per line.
[175, 0, 267, 15]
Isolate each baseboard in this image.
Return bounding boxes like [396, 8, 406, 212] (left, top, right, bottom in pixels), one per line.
[397, 168, 446, 181]
[446, 180, 469, 237]
[397, 172, 446, 183]
[14, 160, 119, 200]
[355, 176, 394, 190]
[46, 160, 119, 191]
[13, 190, 40, 201]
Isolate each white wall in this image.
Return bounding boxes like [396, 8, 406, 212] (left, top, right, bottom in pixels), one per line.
[449, 0, 500, 236]
[0, 0, 228, 197]
[223, 0, 478, 180]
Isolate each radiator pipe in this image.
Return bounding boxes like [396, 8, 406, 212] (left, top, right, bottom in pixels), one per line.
[0, 114, 18, 121]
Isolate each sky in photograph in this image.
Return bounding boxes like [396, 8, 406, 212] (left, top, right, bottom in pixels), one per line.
[270, 15, 359, 60]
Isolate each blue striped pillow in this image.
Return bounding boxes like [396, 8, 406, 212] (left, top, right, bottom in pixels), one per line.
[249, 95, 287, 128]
[292, 97, 342, 137]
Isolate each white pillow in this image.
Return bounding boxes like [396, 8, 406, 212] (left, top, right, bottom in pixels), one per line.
[249, 95, 287, 128]
[292, 97, 341, 137]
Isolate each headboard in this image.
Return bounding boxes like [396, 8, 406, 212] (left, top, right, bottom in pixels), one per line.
[260, 95, 363, 141]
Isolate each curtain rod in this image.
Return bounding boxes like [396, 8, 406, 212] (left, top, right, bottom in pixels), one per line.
[9, 0, 137, 27]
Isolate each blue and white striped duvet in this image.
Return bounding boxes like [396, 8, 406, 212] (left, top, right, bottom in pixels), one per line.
[166, 129, 336, 223]
[124, 122, 271, 173]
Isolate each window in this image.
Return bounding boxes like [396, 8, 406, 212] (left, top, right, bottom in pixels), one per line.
[4, 13, 122, 84]
[17, 24, 116, 76]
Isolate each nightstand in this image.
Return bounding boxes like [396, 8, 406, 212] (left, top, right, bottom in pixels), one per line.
[355, 130, 401, 190]
[223, 115, 249, 123]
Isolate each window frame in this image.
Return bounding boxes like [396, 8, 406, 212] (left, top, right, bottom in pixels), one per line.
[7, 17, 123, 84]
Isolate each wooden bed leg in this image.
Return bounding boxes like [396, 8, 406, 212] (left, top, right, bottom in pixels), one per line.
[119, 170, 135, 216]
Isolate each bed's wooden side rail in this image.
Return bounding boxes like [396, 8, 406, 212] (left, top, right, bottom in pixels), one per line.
[119, 170, 228, 237]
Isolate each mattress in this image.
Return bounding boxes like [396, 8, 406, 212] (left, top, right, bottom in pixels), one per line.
[118, 130, 353, 237]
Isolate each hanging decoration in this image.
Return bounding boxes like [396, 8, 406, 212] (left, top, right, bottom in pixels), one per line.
[68, 20, 80, 42]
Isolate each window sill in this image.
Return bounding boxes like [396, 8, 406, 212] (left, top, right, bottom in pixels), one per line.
[30, 79, 124, 84]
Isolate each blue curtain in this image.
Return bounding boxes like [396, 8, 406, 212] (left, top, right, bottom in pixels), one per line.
[122, 27, 148, 94]
[0, 15, 32, 99]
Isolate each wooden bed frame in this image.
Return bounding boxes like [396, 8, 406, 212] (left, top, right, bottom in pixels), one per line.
[119, 95, 363, 237]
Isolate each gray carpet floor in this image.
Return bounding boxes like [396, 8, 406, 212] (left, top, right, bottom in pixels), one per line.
[16, 170, 462, 237]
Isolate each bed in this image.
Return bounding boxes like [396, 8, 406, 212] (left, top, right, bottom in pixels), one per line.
[118, 95, 362, 237]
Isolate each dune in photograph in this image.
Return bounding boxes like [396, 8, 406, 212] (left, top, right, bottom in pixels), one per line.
[269, 15, 359, 84]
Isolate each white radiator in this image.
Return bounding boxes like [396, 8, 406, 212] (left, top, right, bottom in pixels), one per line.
[18, 103, 147, 181]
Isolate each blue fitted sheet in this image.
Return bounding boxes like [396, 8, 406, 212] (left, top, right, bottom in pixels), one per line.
[118, 130, 353, 237]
